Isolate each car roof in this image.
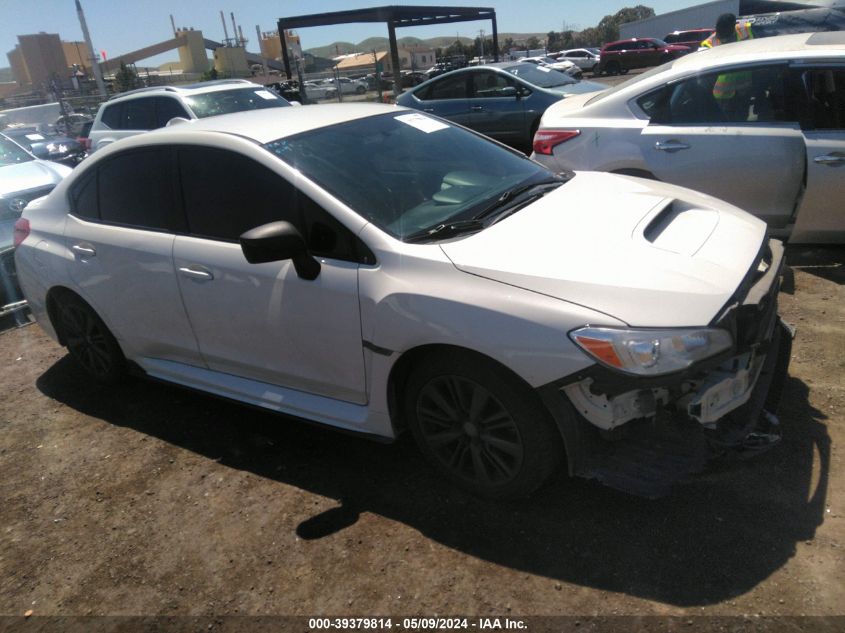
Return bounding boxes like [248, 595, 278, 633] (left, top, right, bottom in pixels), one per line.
[118, 103, 402, 146]
[105, 79, 265, 103]
[671, 31, 845, 69]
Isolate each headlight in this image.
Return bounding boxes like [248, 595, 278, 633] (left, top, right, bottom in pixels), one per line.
[570, 326, 733, 376]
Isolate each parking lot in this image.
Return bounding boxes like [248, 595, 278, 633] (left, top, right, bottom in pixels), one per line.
[0, 243, 842, 622]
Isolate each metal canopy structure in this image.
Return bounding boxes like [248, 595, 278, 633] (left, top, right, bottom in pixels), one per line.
[277, 5, 498, 96]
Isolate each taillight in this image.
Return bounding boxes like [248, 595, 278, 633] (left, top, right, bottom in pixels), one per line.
[533, 129, 580, 155]
[13, 217, 30, 248]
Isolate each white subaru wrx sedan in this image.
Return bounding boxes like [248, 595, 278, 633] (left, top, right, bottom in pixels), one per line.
[14, 104, 790, 499]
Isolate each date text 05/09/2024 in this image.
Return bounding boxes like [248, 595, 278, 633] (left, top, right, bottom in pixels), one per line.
[307, 617, 528, 630]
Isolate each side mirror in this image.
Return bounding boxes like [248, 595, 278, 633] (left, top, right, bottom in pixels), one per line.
[501, 86, 519, 98]
[239, 221, 321, 280]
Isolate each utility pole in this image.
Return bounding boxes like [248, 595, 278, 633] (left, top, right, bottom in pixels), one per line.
[75, 0, 106, 97]
[256, 25, 269, 77]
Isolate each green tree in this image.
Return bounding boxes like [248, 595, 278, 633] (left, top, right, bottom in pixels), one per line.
[113, 61, 139, 93]
[200, 67, 220, 82]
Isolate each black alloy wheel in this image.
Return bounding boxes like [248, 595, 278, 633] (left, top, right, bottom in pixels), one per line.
[405, 352, 562, 499]
[58, 294, 125, 383]
[416, 374, 525, 486]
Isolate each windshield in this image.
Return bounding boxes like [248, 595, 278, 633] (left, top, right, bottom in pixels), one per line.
[501, 63, 576, 88]
[0, 136, 34, 166]
[183, 87, 290, 118]
[264, 112, 552, 240]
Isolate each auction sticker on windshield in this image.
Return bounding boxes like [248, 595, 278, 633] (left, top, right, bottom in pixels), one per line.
[395, 113, 449, 133]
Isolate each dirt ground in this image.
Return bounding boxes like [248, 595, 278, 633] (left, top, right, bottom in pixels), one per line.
[0, 246, 843, 627]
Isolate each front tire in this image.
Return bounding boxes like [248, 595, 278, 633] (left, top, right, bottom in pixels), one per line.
[405, 352, 561, 499]
[55, 293, 125, 384]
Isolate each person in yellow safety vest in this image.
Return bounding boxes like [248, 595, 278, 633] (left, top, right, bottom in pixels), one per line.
[701, 13, 755, 117]
[700, 12, 754, 49]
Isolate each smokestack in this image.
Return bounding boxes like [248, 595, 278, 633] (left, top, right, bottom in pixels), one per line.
[170, 14, 177, 37]
[230, 12, 238, 46]
[74, 0, 106, 97]
[238, 25, 245, 48]
[220, 10, 229, 44]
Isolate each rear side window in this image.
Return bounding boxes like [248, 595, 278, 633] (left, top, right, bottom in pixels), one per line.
[98, 148, 182, 230]
[99, 102, 123, 129]
[639, 64, 795, 124]
[122, 98, 156, 130]
[69, 170, 98, 220]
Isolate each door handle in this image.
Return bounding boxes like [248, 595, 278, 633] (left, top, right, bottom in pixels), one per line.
[813, 153, 845, 165]
[178, 265, 214, 281]
[654, 140, 690, 152]
[71, 243, 96, 257]
[423, 107, 435, 112]
[471, 105, 484, 112]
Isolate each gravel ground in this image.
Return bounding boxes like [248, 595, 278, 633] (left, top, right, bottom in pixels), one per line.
[0, 245, 842, 629]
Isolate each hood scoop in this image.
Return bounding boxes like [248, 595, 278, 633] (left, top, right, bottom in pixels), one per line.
[642, 202, 719, 256]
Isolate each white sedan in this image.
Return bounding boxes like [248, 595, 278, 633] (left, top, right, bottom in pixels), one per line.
[15, 104, 789, 499]
[531, 32, 845, 243]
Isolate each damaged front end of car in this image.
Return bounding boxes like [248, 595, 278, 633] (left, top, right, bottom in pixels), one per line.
[539, 239, 793, 498]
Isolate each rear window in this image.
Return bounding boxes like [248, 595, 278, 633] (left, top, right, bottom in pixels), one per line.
[182, 87, 290, 118]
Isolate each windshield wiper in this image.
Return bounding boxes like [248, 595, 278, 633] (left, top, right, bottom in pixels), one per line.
[404, 219, 485, 243]
[473, 177, 565, 223]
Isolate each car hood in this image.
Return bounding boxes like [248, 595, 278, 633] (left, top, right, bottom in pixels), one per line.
[439, 172, 766, 327]
[0, 160, 70, 197]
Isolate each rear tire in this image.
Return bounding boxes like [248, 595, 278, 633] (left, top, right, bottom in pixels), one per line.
[404, 351, 562, 499]
[606, 61, 621, 76]
[55, 293, 125, 384]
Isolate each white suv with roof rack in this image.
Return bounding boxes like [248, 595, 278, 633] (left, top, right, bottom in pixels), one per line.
[88, 79, 292, 153]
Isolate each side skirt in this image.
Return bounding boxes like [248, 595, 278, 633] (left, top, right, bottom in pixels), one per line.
[135, 357, 394, 440]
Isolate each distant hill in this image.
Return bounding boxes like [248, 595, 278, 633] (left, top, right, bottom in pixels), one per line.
[304, 33, 547, 58]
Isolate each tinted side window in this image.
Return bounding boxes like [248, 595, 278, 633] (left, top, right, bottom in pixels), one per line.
[664, 34, 680, 44]
[122, 98, 156, 130]
[801, 68, 845, 129]
[179, 147, 366, 262]
[472, 71, 513, 98]
[155, 97, 190, 127]
[425, 74, 468, 100]
[642, 65, 795, 124]
[98, 148, 181, 230]
[100, 102, 123, 129]
[69, 170, 98, 220]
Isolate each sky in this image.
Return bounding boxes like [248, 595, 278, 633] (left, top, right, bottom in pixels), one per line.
[1, 0, 704, 67]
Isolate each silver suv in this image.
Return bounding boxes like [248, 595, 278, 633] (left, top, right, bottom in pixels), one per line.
[88, 79, 291, 153]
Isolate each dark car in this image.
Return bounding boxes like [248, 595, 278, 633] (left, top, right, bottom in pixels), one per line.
[664, 28, 715, 49]
[396, 63, 604, 151]
[2, 126, 86, 167]
[595, 38, 691, 75]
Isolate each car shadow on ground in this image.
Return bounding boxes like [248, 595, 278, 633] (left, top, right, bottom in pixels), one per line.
[785, 245, 845, 288]
[37, 358, 829, 607]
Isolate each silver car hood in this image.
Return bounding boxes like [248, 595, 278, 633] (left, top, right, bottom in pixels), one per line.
[0, 160, 70, 197]
[440, 172, 767, 327]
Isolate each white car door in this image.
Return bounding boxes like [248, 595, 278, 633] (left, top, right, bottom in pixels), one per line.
[637, 64, 805, 228]
[791, 66, 845, 243]
[172, 146, 368, 404]
[64, 147, 202, 365]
